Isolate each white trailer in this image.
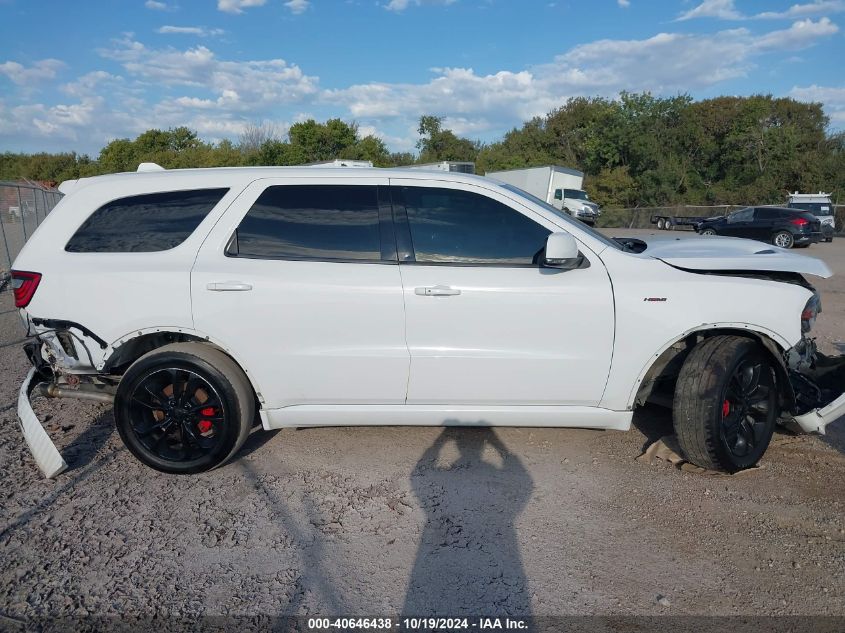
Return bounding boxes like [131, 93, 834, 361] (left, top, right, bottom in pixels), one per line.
[485, 165, 600, 224]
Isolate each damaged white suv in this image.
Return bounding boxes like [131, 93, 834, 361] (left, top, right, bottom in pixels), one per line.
[13, 166, 845, 477]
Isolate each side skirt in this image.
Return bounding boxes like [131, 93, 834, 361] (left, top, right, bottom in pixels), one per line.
[262, 404, 633, 431]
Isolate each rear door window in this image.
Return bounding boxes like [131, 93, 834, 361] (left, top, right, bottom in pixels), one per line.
[755, 208, 783, 220]
[66, 188, 228, 253]
[230, 184, 382, 261]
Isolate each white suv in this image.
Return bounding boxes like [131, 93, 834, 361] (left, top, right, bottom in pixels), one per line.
[12, 166, 845, 477]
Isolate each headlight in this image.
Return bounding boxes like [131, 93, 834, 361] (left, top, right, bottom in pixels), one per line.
[801, 294, 821, 333]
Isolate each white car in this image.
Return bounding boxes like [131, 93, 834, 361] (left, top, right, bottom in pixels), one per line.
[12, 166, 845, 477]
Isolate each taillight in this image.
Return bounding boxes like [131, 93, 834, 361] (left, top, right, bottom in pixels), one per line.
[790, 218, 809, 227]
[11, 270, 41, 308]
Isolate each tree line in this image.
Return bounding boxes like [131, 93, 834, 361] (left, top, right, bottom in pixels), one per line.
[1, 92, 843, 209]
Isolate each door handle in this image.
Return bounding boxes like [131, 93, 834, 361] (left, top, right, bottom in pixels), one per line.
[415, 285, 461, 297]
[206, 282, 253, 292]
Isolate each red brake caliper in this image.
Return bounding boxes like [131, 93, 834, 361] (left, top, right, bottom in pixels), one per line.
[722, 399, 731, 418]
[197, 407, 215, 434]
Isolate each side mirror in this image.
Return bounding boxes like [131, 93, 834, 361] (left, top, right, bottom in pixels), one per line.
[544, 232, 582, 269]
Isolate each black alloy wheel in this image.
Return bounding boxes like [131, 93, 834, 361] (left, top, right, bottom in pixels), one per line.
[127, 368, 227, 464]
[115, 343, 254, 474]
[718, 356, 777, 461]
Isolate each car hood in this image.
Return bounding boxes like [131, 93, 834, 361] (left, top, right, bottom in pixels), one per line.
[639, 235, 832, 278]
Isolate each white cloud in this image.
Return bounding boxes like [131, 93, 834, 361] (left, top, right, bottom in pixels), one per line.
[157, 25, 225, 36]
[755, 0, 845, 19]
[752, 17, 838, 50]
[677, 0, 742, 21]
[284, 0, 310, 13]
[100, 36, 319, 106]
[0, 59, 65, 85]
[217, 0, 266, 14]
[144, 0, 176, 10]
[678, 0, 845, 21]
[384, 0, 457, 12]
[60, 71, 123, 98]
[790, 84, 845, 123]
[618, 0, 630, 7]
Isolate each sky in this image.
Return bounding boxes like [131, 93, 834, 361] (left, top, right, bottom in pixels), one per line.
[0, 0, 844, 156]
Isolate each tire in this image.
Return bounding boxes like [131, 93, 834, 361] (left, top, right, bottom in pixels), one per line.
[115, 343, 255, 474]
[673, 335, 779, 472]
[657, 218, 665, 230]
[772, 231, 794, 249]
[700, 228, 716, 236]
[825, 238, 833, 243]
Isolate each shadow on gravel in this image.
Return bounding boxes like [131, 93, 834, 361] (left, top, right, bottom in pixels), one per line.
[821, 418, 845, 455]
[630, 404, 674, 452]
[62, 410, 116, 471]
[403, 426, 533, 617]
[238, 460, 345, 616]
[237, 426, 280, 459]
[0, 448, 118, 540]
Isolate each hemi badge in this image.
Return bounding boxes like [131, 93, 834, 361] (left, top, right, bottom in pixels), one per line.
[644, 297, 667, 302]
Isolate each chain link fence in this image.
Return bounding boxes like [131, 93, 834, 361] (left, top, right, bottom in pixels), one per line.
[0, 182, 61, 349]
[597, 204, 845, 233]
[0, 181, 62, 277]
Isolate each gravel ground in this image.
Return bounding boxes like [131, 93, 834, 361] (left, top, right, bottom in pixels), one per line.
[0, 230, 843, 624]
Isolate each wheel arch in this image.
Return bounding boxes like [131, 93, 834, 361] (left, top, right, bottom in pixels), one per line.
[628, 324, 795, 411]
[101, 327, 266, 406]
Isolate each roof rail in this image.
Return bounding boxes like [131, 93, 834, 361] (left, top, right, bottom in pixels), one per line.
[137, 162, 165, 173]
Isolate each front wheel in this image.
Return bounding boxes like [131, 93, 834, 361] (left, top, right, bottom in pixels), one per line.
[673, 336, 779, 472]
[115, 343, 255, 474]
[772, 231, 794, 249]
[700, 228, 716, 236]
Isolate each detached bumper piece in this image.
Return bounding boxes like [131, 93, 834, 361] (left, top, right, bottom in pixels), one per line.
[17, 368, 68, 478]
[790, 349, 845, 435]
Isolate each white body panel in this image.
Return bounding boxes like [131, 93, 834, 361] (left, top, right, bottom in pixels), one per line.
[262, 404, 632, 430]
[190, 176, 409, 408]
[389, 177, 614, 406]
[13, 172, 255, 369]
[595, 246, 815, 410]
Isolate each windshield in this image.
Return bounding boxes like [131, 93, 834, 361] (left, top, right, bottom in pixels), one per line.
[789, 202, 833, 217]
[500, 184, 622, 251]
[564, 189, 589, 201]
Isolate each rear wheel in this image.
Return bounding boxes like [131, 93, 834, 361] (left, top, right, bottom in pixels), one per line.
[657, 218, 665, 230]
[115, 343, 254, 474]
[673, 336, 779, 472]
[773, 231, 794, 249]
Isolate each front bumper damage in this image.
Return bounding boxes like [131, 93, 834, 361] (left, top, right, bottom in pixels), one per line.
[787, 339, 845, 434]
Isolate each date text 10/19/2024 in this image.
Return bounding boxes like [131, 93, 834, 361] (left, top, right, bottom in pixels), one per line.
[307, 618, 529, 631]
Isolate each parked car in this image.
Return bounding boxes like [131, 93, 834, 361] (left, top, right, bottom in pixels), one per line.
[12, 167, 844, 478]
[787, 192, 836, 243]
[696, 206, 823, 248]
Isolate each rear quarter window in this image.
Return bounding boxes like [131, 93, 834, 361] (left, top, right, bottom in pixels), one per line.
[65, 188, 228, 253]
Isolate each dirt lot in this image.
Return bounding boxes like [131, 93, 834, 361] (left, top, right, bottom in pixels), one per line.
[0, 230, 843, 625]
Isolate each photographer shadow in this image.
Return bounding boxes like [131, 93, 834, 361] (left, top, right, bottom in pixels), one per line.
[403, 425, 533, 617]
